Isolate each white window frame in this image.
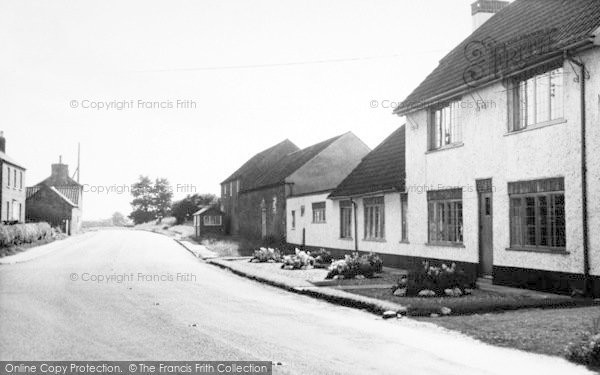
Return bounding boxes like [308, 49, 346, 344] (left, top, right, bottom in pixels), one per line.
[312, 202, 326, 223]
[364, 197, 385, 240]
[428, 100, 462, 150]
[203, 215, 222, 226]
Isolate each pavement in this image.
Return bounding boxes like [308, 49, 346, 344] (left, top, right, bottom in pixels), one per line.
[0, 229, 593, 374]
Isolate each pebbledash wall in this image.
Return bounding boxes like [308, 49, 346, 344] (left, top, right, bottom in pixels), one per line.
[403, 48, 600, 295]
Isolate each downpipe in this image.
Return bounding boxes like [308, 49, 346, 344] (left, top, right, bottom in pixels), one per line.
[351, 198, 358, 251]
[565, 51, 591, 296]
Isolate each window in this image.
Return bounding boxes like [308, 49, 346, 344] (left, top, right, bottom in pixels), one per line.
[312, 202, 326, 223]
[401, 193, 408, 242]
[300, 205, 305, 217]
[291, 210, 296, 230]
[272, 196, 277, 214]
[5, 201, 8, 221]
[229, 182, 233, 196]
[510, 68, 563, 132]
[340, 201, 353, 239]
[203, 215, 222, 226]
[223, 184, 228, 197]
[509, 178, 565, 250]
[6, 167, 9, 187]
[429, 100, 462, 150]
[427, 189, 463, 244]
[19, 171, 23, 189]
[13, 170, 17, 188]
[364, 197, 385, 240]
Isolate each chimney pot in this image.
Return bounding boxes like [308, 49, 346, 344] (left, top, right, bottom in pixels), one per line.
[471, 0, 509, 31]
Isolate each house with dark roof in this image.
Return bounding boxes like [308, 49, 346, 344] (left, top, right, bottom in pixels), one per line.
[221, 139, 299, 234]
[192, 206, 225, 238]
[0, 132, 27, 223]
[287, 126, 405, 259]
[394, 0, 600, 296]
[238, 132, 370, 241]
[26, 158, 83, 235]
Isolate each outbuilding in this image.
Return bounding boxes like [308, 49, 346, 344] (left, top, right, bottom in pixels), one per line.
[192, 206, 225, 238]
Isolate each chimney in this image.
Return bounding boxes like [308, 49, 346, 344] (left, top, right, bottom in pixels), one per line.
[471, 0, 509, 31]
[51, 156, 69, 183]
[0, 131, 5, 153]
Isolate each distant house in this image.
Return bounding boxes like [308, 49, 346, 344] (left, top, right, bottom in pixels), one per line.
[240, 132, 370, 241]
[221, 139, 299, 235]
[393, 0, 600, 295]
[192, 206, 225, 238]
[26, 158, 83, 235]
[288, 126, 406, 261]
[0, 132, 27, 223]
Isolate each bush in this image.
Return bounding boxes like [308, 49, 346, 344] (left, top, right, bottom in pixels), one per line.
[281, 248, 315, 270]
[0, 222, 53, 248]
[325, 252, 383, 279]
[565, 316, 600, 368]
[312, 248, 333, 265]
[404, 261, 471, 296]
[250, 247, 281, 263]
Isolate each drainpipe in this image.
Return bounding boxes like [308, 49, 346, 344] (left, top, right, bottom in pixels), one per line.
[350, 198, 358, 251]
[565, 52, 590, 296]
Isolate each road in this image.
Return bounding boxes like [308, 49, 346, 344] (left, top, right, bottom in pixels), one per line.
[0, 229, 591, 374]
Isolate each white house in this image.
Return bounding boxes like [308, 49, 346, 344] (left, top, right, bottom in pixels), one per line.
[287, 126, 408, 264]
[393, 0, 600, 296]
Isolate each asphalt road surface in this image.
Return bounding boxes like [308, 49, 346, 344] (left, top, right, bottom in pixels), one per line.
[0, 230, 592, 374]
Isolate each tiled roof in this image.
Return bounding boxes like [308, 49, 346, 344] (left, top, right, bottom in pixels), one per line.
[26, 185, 77, 207]
[222, 139, 299, 187]
[243, 134, 345, 192]
[395, 0, 600, 114]
[329, 126, 405, 198]
[0, 150, 25, 169]
[30, 183, 81, 206]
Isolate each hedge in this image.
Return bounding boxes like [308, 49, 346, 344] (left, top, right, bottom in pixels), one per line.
[0, 222, 53, 248]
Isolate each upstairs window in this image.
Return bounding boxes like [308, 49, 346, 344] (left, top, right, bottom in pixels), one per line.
[364, 197, 385, 240]
[312, 202, 326, 223]
[510, 68, 563, 132]
[19, 171, 23, 189]
[13, 170, 17, 188]
[272, 196, 277, 214]
[300, 205, 305, 217]
[428, 100, 462, 150]
[6, 167, 9, 187]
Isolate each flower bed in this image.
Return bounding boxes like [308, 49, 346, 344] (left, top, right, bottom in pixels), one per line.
[326, 252, 383, 279]
[391, 261, 473, 298]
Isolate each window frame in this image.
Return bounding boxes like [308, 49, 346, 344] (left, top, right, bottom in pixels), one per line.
[508, 178, 566, 252]
[363, 196, 385, 241]
[428, 100, 462, 151]
[400, 193, 408, 242]
[427, 189, 463, 245]
[339, 200, 353, 239]
[203, 215, 222, 226]
[291, 210, 296, 230]
[312, 202, 326, 224]
[509, 67, 564, 132]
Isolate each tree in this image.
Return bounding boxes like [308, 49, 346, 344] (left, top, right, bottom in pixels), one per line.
[171, 193, 219, 224]
[152, 178, 173, 222]
[111, 212, 126, 226]
[129, 175, 156, 224]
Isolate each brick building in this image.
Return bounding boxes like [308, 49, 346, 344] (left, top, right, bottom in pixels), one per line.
[0, 132, 27, 223]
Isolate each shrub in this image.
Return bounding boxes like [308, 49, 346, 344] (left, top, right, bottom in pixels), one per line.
[325, 252, 383, 279]
[249, 247, 281, 263]
[0, 222, 53, 248]
[312, 248, 333, 265]
[565, 316, 600, 368]
[281, 248, 315, 270]
[404, 261, 471, 296]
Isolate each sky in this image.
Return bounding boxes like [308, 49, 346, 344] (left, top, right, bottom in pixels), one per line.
[0, 0, 498, 220]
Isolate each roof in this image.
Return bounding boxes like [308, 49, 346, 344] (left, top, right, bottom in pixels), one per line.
[222, 139, 299, 185]
[243, 133, 345, 192]
[28, 184, 81, 206]
[395, 0, 600, 114]
[192, 206, 224, 216]
[26, 185, 77, 207]
[0, 150, 25, 169]
[329, 126, 405, 198]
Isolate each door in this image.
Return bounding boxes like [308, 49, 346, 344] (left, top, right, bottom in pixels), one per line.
[261, 208, 267, 238]
[478, 187, 494, 277]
